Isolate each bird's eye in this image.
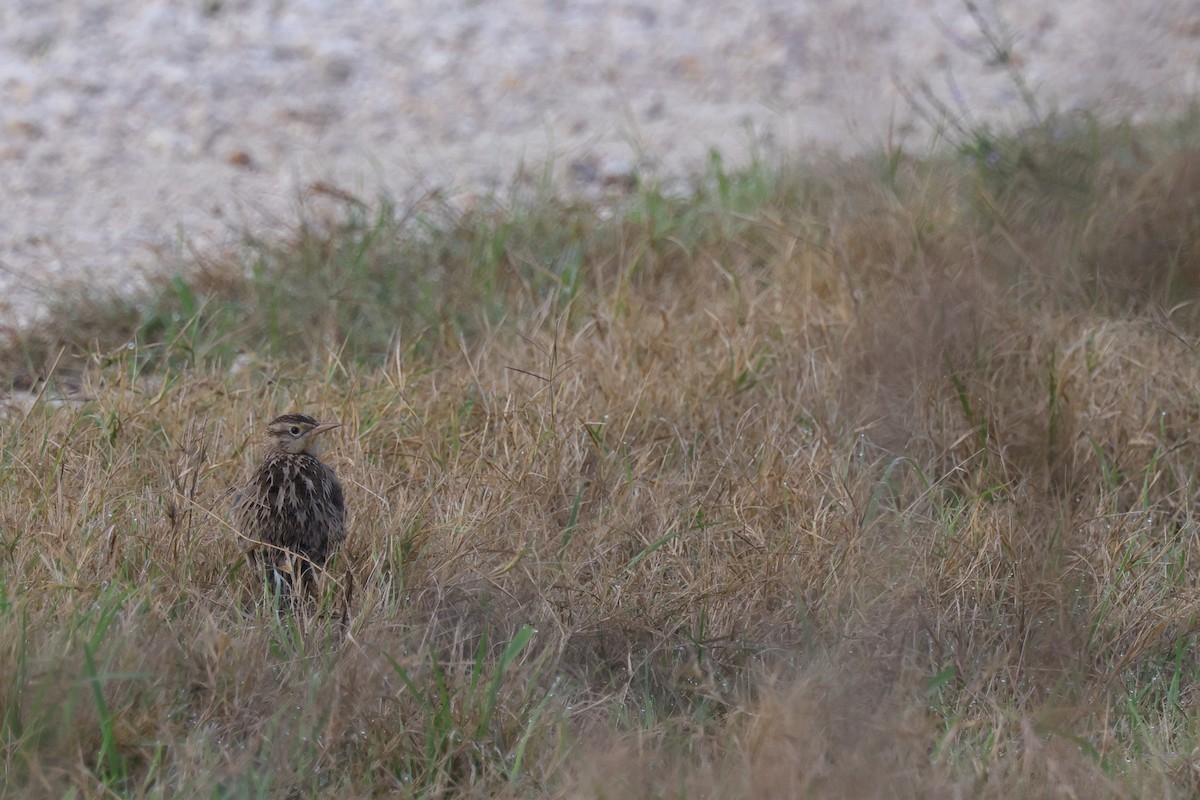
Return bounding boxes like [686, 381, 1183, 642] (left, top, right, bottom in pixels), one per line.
[290, 426, 301, 435]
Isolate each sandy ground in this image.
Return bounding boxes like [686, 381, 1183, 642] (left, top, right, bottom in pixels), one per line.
[0, 0, 1196, 324]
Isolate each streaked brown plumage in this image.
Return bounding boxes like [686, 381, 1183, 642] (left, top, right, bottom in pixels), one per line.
[234, 413, 346, 602]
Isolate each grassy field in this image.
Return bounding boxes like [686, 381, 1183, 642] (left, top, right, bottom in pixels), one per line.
[3, 104, 1200, 798]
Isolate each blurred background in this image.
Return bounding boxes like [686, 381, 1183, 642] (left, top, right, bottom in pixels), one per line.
[1, 0, 1196, 323]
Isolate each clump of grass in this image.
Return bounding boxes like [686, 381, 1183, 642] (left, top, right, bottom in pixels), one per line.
[4, 87, 1200, 799]
[2, 154, 803, 381]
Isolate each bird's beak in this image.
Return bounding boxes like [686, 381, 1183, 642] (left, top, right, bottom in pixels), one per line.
[310, 421, 342, 436]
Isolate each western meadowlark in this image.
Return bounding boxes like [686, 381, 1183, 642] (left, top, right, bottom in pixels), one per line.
[233, 413, 347, 604]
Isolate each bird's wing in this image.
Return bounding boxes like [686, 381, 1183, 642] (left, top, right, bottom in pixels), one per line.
[328, 472, 348, 544]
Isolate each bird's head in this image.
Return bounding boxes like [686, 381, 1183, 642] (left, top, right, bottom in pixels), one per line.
[265, 413, 341, 456]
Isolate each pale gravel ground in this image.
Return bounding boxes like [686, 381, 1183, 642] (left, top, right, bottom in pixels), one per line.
[1, 0, 1197, 324]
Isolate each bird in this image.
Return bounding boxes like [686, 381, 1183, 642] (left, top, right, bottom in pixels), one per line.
[233, 413, 347, 606]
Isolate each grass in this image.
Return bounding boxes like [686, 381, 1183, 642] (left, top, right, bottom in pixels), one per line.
[3, 99, 1200, 797]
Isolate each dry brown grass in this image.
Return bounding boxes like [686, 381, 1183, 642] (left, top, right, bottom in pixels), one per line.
[3, 110, 1200, 797]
